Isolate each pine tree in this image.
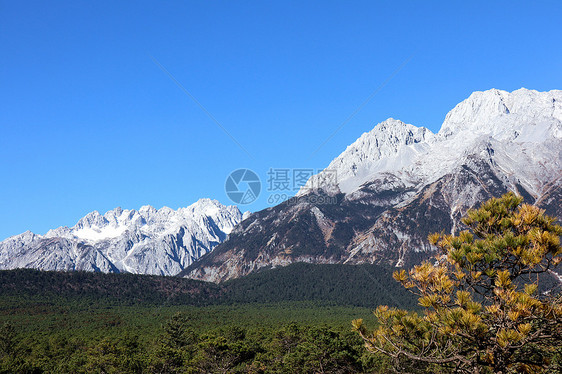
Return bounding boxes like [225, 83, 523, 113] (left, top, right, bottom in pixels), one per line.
[354, 193, 562, 373]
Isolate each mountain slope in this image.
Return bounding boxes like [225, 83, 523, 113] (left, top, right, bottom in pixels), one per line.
[0, 199, 243, 276]
[182, 88, 562, 282]
[0, 263, 418, 309]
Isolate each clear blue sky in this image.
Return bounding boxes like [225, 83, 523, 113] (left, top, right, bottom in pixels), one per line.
[1, 0, 561, 240]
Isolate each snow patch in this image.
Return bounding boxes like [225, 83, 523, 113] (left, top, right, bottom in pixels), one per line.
[73, 225, 128, 241]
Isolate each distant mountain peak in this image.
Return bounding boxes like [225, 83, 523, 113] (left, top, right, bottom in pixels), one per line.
[0, 198, 244, 276]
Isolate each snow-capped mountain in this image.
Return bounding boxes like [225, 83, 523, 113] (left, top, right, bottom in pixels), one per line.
[0, 199, 244, 276]
[300, 118, 435, 195]
[301, 88, 562, 198]
[183, 88, 562, 282]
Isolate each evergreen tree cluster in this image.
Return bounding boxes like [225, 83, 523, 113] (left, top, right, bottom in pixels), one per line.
[0, 315, 396, 374]
[0, 263, 417, 309]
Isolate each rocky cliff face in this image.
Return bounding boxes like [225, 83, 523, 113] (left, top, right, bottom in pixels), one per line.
[0, 199, 243, 276]
[182, 88, 562, 282]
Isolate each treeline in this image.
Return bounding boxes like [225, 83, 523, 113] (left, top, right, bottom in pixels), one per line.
[0, 263, 417, 309]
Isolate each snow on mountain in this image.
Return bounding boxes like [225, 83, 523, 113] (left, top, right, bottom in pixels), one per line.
[300, 88, 562, 197]
[184, 88, 562, 282]
[299, 118, 434, 195]
[440, 88, 562, 138]
[0, 199, 244, 276]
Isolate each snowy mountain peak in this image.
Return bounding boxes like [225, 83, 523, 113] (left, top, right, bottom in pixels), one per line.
[0, 199, 245, 276]
[8, 230, 36, 243]
[300, 88, 562, 196]
[138, 205, 156, 214]
[366, 118, 432, 150]
[187, 198, 223, 213]
[299, 118, 434, 195]
[75, 210, 107, 230]
[440, 88, 562, 139]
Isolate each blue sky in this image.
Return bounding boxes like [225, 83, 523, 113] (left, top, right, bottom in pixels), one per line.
[1, 0, 561, 239]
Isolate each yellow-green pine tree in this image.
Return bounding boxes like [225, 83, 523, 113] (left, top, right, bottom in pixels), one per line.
[354, 193, 562, 374]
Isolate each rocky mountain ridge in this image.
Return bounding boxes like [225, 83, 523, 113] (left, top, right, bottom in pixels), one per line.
[2, 88, 560, 281]
[182, 88, 562, 282]
[0, 199, 243, 276]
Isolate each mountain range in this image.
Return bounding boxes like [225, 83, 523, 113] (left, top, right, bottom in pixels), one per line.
[182, 88, 562, 282]
[0, 199, 245, 276]
[1, 88, 561, 282]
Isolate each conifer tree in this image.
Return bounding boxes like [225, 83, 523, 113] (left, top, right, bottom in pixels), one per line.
[354, 193, 562, 373]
